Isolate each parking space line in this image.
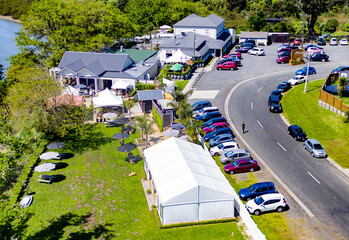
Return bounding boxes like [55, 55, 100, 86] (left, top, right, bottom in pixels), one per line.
[257, 87, 263, 92]
[257, 120, 264, 128]
[308, 172, 321, 184]
[251, 102, 253, 110]
[277, 142, 287, 152]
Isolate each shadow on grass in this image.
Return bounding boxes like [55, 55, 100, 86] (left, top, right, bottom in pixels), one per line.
[54, 162, 69, 170]
[125, 155, 143, 164]
[0, 207, 33, 239]
[51, 174, 66, 183]
[59, 153, 75, 159]
[26, 212, 114, 240]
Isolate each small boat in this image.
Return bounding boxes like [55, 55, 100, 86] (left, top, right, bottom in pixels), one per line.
[19, 195, 33, 208]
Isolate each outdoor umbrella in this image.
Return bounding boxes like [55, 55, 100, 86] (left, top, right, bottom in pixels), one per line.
[113, 132, 130, 139]
[46, 142, 65, 149]
[114, 117, 129, 125]
[171, 123, 185, 130]
[34, 163, 56, 172]
[117, 143, 136, 152]
[39, 152, 61, 160]
[103, 112, 118, 119]
[163, 129, 180, 137]
[74, 84, 87, 89]
[170, 63, 184, 72]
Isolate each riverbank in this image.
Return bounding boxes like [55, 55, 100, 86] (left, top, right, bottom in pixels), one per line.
[0, 15, 21, 24]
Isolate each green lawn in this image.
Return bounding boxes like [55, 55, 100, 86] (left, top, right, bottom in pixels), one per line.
[341, 96, 349, 105]
[282, 79, 349, 168]
[22, 124, 244, 239]
[175, 80, 189, 91]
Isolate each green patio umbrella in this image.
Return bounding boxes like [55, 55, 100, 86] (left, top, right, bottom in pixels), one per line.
[170, 63, 184, 72]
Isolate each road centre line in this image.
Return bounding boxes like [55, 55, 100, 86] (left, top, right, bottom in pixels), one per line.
[257, 87, 263, 92]
[257, 120, 264, 128]
[277, 142, 287, 152]
[308, 172, 321, 184]
[251, 102, 253, 109]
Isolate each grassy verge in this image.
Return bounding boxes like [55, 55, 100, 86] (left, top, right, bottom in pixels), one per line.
[282, 79, 349, 168]
[21, 124, 244, 239]
[175, 80, 189, 91]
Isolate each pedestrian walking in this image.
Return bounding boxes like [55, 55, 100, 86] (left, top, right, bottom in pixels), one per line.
[242, 122, 246, 133]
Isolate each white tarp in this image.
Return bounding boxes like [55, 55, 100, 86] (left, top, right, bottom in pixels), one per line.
[144, 137, 235, 225]
[165, 49, 192, 63]
[111, 80, 132, 90]
[93, 88, 123, 108]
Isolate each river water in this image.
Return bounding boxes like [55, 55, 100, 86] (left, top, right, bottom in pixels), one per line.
[0, 18, 21, 71]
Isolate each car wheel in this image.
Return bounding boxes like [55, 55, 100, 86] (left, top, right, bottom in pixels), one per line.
[250, 168, 255, 172]
[214, 152, 219, 156]
[229, 170, 234, 174]
[246, 197, 252, 201]
[276, 206, 284, 212]
[294, 136, 298, 141]
[281, 61, 284, 64]
[218, 67, 221, 70]
[287, 130, 290, 135]
[311, 152, 315, 157]
[230, 67, 234, 71]
[322, 59, 325, 62]
[303, 144, 306, 149]
[254, 209, 261, 215]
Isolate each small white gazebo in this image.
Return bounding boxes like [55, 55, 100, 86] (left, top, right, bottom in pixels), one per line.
[93, 88, 123, 108]
[165, 49, 192, 63]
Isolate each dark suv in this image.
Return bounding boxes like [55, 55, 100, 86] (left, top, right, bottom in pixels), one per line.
[317, 37, 326, 45]
[287, 125, 308, 141]
[310, 52, 329, 62]
[268, 95, 282, 113]
[238, 182, 276, 201]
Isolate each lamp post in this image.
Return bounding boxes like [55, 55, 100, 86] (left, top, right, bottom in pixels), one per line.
[300, 13, 308, 50]
[304, 54, 310, 93]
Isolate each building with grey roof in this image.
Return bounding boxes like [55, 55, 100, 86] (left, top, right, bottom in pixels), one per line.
[239, 31, 269, 46]
[52, 51, 159, 92]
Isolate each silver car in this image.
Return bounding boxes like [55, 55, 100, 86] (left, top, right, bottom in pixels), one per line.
[220, 149, 251, 164]
[303, 139, 327, 158]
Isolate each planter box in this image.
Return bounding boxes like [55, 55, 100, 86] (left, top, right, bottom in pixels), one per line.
[135, 138, 147, 148]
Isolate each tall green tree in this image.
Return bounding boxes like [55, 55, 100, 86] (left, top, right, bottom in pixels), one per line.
[135, 114, 155, 147]
[338, 77, 348, 98]
[123, 98, 138, 120]
[247, 10, 267, 31]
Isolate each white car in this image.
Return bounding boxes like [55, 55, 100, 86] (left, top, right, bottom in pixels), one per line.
[288, 75, 307, 85]
[248, 48, 265, 56]
[329, 38, 338, 45]
[306, 47, 322, 54]
[245, 193, 286, 215]
[210, 141, 239, 156]
[340, 38, 348, 45]
[192, 107, 218, 118]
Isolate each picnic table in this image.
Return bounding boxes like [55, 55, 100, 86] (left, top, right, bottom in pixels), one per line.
[38, 175, 56, 184]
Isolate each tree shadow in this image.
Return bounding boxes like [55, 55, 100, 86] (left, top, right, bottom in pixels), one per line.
[1, 206, 34, 239]
[26, 212, 113, 240]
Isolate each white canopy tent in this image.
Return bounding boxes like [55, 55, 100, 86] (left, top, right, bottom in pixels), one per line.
[165, 49, 192, 63]
[93, 88, 123, 108]
[111, 80, 132, 90]
[144, 137, 235, 225]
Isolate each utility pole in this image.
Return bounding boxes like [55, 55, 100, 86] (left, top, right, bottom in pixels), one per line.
[304, 54, 310, 93]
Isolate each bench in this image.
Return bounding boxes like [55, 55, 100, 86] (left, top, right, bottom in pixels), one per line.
[38, 179, 52, 183]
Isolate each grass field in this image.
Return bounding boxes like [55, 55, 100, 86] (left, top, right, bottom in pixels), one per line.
[22, 124, 244, 239]
[282, 79, 349, 168]
[175, 80, 189, 91]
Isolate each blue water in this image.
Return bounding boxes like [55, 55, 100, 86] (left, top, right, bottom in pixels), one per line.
[0, 18, 21, 71]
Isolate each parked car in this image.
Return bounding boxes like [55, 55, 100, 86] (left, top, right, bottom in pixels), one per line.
[191, 100, 212, 111]
[220, 149, 252, 164]
[238, 182, 276, 201]
[331, 66, 349, 74]
[245, 39, 256, 46]
[295, 66, 316, 75]
[310, 52, 329, 62]
[216, 62, 236, 71]
[224, 52, 242, 59]
[276, 81, 291, 93]
[304, 139, 327, 158]
[276, 55, 291, 64]
[329, 38, 338, 45]
[210, 141, 239, 156]
[192, 106, 219, 118]
[270, 90, 282, 100]
[307, 47, 323, 54]
[245, 193, 286, 215]
[278, 51, 291, 58]
[195, 111, 222, 121]
[209, 134, 235, 148]
[293, 38, 301, 45]
[277, 47, 292, 53]
[304, 44, 323, 51]
[203, 127, 233, 141]
[203, 122, 230, 134]
[218, 57, 241, 66]
[248, 48, 265, 56]
[340, 38, 348, 45]
[268, 95, 282, 113]
[202, 117, 227, 128]
[236, 43, 254, 53]
[317, 37, 326, 45]
[288, 125, 308, 141]
[288, 75, 306, 85]
[277, 43, 290, 52]
[224, 158, 258, 174]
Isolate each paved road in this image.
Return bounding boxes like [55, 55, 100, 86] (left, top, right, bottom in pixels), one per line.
[193, 44, 349, 237]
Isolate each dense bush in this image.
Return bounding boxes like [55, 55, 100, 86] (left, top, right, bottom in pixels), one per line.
[135, 82, 156, 90]
[152, 107, 163, 132]
[325, 19, 339, 33]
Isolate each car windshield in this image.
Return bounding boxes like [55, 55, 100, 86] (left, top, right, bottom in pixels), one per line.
[209, 124, 215, 129]
[254, 196, 264, 205]
[218, 143, 224, 149]
[225, 150, 233, 157]
[232, 161, 239, 167]
[272, 101, 280, 105]
[295, 128, 304, 133]
[248, 185, 255, 192]
[199, 108, 205, 113]
[313, 144, 323, 150]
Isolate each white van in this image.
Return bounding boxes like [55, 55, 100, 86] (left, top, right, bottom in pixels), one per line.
[192, 107, 219, 118]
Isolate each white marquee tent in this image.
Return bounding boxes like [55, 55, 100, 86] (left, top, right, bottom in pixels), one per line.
[165, 49, 192, 63]
[111, 80, 132, 90]
[144, 137, 235, 225]
[93, 88, 123, 108]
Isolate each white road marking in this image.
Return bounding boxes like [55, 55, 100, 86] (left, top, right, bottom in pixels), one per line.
[257, 120, 264, 128]
[251, 102, 254, 109]
[308, 172, 321, 184]
[257, 87, 263, 92]
[277, 142, 287, 152]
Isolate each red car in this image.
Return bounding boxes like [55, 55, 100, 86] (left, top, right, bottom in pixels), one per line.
[293, 38, 301, 45]
[276, 56, 291, 64]
[224, 52, 242, 59]
[277, 47, 292, 53]
[224, 159, 259, 174]
[216, 62, 236, 71]
[203, 122, 230, 133]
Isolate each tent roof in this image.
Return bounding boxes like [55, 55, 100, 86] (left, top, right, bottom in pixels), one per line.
[93, 88, 123, 108]
[144, 138, 235, 205]
[166, 49, 192, 63]
[111, 80, 132, 89]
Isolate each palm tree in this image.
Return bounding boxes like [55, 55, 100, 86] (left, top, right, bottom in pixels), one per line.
[338, 77, 348, 97]
[123, 98, 138, 120]
[169, 89, 193, 104]
[135, 114, 155, 147]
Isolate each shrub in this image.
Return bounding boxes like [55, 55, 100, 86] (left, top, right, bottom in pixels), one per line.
[147, 189, 152, 194]
[152, 107, 163, 132]
[135, 82, 156, 90]
[341, 23, 349, 32]
[344, 111, 349, 123]
[325, 19, 339, 33]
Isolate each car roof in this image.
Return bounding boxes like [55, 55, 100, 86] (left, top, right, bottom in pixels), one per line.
[192, 100, 210, 106]
[269, 95, 280, 101]
[253, 182, 275, 187]
[229, 148, 248, 154]
[215, 134, 233, 139]
[290, 125, 301, 129]
[307, 139, 320, 144]
[235, 158, 253, 163]
[219, 141, 237, 147]
[259, 193, 284, 200]
[201, 106, 218, 111]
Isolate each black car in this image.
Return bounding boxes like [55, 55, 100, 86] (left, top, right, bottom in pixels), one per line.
[268, 95, 282, 113]
[278, 51, 291, 58]
[287, 125, 308, 141]
[238, 182, 276, 201]
[317, 37, 326, 45]
[331, 66, 349, 74]
[236, 43, 254, 53]
[218, 57, 241, 66]
[310, 52, 329, 62]
[276, 81, 291, 93]
[245, 39, 256, 46]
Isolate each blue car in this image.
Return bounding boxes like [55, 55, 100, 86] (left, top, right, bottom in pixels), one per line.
[208, 134, 234, 147]
[195, 111, 222, 121]
[238, 182, 276, 201]
[276, 82, 291, 93]
[270, 90, 282, 100]
[202, 117, 227, 128]
[203, 127, 232, 141]
[295, 66, 316, 75]
[191, 100, 212, 111]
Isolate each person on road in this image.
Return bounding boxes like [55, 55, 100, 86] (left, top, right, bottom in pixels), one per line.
[242, 122, 246, 133]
